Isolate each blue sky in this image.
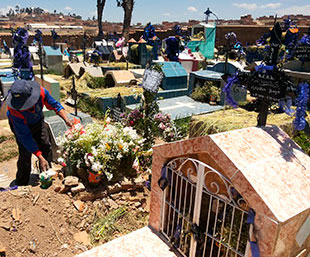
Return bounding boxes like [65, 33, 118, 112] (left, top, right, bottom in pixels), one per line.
[0, 1, 310, 24]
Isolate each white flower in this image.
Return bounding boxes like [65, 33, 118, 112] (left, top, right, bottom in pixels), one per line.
[92, 162, 103, 172]
[105, 172, 113, 181]
[57, 157, 64, 163]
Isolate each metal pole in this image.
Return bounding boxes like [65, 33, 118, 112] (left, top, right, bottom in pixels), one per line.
[72, 76, 78, 116]
[39, 42, 44, 87]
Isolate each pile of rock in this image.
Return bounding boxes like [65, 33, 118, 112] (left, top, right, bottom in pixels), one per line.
[54, 176, 86, 195]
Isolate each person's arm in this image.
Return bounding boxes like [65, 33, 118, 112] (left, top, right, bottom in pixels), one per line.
[9, 116, 49, 171]
[43, 88, 73, 128]
[58, 109, 73, 128]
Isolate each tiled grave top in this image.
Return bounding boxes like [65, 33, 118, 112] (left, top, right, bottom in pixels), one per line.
[210, 126, 310, 222]
[153, 126, 310, 223]
[191, 69, 224, 81]
[127, 96, 223, 120]
[76, 227, 177, 257]
[158, 62, 188, 78]
[105, 70, 136, 86]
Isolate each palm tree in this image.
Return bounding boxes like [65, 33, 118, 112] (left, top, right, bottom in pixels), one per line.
[97, 0, 107, 39]
[117, 0, 135, 43]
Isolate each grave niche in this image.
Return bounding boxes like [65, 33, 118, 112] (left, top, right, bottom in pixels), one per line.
[150, 126, 310, 257]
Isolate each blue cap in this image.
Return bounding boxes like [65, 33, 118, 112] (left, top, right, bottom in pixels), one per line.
[7, 80, 41, 111]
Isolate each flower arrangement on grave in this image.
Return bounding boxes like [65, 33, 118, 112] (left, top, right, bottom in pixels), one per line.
[121, 63, 181, 147]
[191, 81, 221, 103]
[57, 117, 148, 183]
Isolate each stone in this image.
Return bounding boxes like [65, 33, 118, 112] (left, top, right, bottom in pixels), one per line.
[134, 202, 141, 208]
[73, 231, 90, 246]
[73, 200, 86, 212]
[71, 183, 86, 194]
[63, 176, 79, 187]
[29, 241, 36, 253]
[0, 221, 10, 231]
[107, 183, 122, 194]
[11, 208, 21, 221]
[107, 199, 118, 209]
[76, 191, 107, 202]
[0, 246, 6, 256]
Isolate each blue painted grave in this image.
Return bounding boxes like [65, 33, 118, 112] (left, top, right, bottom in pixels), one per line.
[157, 62, 188, 90]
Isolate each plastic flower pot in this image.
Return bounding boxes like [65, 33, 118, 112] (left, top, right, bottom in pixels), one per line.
[88, 171, 102, 184]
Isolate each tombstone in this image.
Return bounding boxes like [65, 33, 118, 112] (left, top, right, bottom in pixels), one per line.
[63, 63, 89, 78]
[34, 75, 62, 118]
[150, 126, 310, 257]
[45, 112, 92, 162]
[157, 62, 188, 90]
[105, 70, 137, 87]
[43, 46, 63, 74]
[79, 66, 104, 78]
[0, 69, 14, 120]
[189, 69, 247, 105]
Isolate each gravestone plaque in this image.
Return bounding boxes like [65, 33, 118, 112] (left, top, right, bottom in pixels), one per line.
[142, 69, 164, 93]
[295, 45, 310, 60]
[239, 71, 295, 103]
[110, 107, 123, 122]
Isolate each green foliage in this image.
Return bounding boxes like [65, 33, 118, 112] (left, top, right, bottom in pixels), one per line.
[174, 117, 191, 138]
[191, 81, 221, 103]
[0, 136, 8, 144]
[77, 97, 105, 119]
[87, 76, 107, 89]
[90, 207, 148, 245]
[293, 131, 310, 155]
[91, 207, 127, 243]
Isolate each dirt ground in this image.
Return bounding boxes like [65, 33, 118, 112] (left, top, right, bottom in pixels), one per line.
[0, 174, 149, 257]
[0, 124, 150, 257]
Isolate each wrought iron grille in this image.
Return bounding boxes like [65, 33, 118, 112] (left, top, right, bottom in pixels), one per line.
[160, 158, 249, 257]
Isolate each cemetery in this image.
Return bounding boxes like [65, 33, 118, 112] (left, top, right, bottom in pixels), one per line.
[0, 2, 310, 257]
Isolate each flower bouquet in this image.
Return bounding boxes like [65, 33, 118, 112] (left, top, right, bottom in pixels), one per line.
[57, 118, 147, 185]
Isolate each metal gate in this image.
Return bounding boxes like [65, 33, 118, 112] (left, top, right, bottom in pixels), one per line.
[160, 158, 249, 257]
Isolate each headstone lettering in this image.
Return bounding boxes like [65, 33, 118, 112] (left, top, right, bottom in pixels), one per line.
[142, 69, 164, 93]
[295, 45, 310, 60]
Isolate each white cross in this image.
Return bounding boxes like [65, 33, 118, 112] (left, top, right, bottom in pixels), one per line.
[160, 101, 196, 111]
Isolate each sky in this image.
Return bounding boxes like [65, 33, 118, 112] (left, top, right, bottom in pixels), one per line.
[0, 0, 310, 24]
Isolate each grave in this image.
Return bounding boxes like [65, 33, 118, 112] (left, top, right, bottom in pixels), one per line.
[150, 126, 310, 257]
[43, 46, 63, 74]
[157, 62, 188, 90]
[78, 126, 310, 257]
[45, 112, 93, 162]
[79, 66, 104, 78]
[105, 70, 137, 87]
[127, 96, 223, 120]
[189, 69, 247, 105]
[207, 60, 245, 75]
[35, 75, 61, 118]
[188, 22, 216, 59]
[0, 69, 14, 120]
[64, 63, 90, 78]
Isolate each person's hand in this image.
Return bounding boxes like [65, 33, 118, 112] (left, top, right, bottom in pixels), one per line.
[65, 119, 73, 128]
[38, 155, 49, 172]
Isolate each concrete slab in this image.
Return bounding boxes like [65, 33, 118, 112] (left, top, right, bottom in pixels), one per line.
[127, 96, 223, 120]
[76, 227, 177, 257]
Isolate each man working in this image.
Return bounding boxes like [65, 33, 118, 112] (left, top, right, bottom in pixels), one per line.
[7, 80, 72, 186]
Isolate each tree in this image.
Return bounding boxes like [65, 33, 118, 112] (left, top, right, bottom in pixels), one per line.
[97, 0, 107, 39]
[117, 0, 135, 43]
[15, 5, 20, 14]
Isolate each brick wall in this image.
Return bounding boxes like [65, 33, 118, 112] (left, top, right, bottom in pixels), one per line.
[0, 25, 308, 49]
